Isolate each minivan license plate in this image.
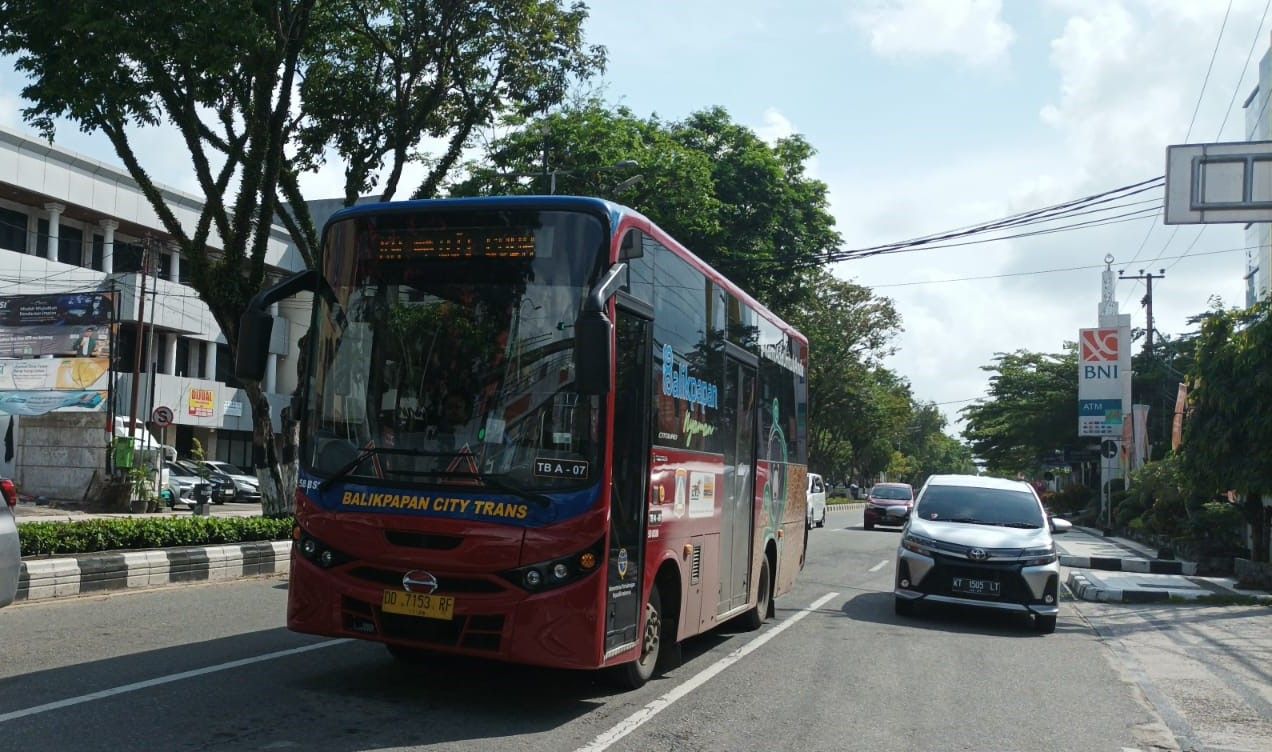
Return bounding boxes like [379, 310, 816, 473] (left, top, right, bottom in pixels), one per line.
[952, 577, 1000, 597]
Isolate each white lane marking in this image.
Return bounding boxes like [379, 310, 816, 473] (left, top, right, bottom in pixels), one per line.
[0, 639, 350, 724]
[575, 591, 840, 752]
[868, 559, 889, 573]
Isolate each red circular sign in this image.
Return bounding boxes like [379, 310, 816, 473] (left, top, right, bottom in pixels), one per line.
[151, 406, 174, 428]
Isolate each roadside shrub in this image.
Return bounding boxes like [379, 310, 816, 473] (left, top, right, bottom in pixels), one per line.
[1046, 485, 1094, 516]
[1186, 501, 1247, 557]
[19, 516, 294, 557]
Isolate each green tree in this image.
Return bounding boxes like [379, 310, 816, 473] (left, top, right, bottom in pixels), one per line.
[961, 347, 1083, 477]
[783, 273, 902, 478]
[889, 402, 975, 486]
[451, 101, 841, 313]
[1179, 302, 1272, 562]
[0, 0, 603, 516]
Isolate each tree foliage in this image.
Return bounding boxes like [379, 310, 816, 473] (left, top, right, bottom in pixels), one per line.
[961, 347, 1083, 477]
[0, 0, 603, 516]
[451, 101, 841, 312]
[1180, 301, 1272, 561]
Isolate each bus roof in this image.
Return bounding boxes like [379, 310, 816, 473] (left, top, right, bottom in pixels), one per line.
[325, 195, 807, 348]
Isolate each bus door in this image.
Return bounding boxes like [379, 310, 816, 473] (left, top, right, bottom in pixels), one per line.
[717, 349, 758, 615]
[605, 297, 653, 656]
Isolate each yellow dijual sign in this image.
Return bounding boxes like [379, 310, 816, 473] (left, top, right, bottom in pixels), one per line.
[0, 357, 109, 390]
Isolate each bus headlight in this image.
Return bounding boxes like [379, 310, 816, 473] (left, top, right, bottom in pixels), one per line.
[502, 537, 605, 593]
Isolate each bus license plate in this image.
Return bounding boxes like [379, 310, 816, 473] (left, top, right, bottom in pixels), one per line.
[381, 590, 455, 621]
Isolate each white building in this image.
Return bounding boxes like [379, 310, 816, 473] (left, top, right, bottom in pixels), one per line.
[1243, 40, 1272, 306]
[0, 126, 309, 500]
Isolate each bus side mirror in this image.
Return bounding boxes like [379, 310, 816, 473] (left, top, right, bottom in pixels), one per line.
[574, 310, 612, 395]
[235, 307, 273, 382]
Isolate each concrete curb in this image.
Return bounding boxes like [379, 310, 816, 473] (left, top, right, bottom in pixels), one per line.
[1066, 570, 1177, 603]
[1059, 554, 1197, 576]
[15, 540, 292, 603]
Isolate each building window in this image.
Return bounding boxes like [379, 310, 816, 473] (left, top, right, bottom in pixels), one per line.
[159, 253, 172, 280]
[195, 340, 207, 379]
[115, 240, 145, 273]
[92, 234, 105, 271]
[58, 225, 83, 266]
[175, 337, 190, 377]
[0, 207, 27, 253]
[216, 343, 241, 388]
[36, 219, 47, 256]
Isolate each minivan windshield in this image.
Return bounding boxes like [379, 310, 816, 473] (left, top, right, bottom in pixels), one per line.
[915, 485, 1044, 528]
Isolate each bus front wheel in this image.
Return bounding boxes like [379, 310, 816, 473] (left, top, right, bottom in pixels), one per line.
[613, 587, 663, 690]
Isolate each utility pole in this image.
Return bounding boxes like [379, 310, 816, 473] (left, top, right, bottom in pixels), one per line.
[1119, 268, 1166, 354]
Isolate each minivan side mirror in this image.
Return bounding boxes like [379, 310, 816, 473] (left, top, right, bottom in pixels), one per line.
[1050, 517, 1072, 534]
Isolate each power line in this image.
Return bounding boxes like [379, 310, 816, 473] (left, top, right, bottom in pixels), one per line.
[863, 244, 1252, 289]
[1144, 0, 1272, 277]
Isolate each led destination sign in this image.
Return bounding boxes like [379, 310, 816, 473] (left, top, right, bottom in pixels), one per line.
[375, 227, 537, 260]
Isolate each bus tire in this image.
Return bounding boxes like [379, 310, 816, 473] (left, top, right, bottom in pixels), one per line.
[741, 555, 771, 631]
[612, 586, 663, 690]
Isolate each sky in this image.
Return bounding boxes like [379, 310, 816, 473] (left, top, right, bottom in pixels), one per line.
[0, 0, 1267, 436]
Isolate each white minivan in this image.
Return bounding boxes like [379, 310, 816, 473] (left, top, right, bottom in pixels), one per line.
[806, 472, 828, 529]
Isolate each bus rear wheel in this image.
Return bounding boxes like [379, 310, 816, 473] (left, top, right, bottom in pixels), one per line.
[741, 556, 771, 631]
[612, 587, 663, 690]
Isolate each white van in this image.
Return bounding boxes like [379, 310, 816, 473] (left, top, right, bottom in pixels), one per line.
[806, 472, 828, 529]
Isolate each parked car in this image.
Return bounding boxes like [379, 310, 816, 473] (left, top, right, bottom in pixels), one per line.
[2, 477, 20, 608]
[806, 472, 827, 529]
[893, 474, 1072, 634]
[195, 460, 261, 503]
[864, 482, 915, 530]
[173, 460, 235, 504]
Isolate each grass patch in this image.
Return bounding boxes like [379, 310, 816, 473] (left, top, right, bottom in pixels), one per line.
[20, 516, 294, 557]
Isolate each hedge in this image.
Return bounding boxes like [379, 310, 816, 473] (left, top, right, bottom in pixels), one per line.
[19, 516, 294, 557]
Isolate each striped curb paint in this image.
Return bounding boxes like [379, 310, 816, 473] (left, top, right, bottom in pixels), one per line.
[1059, 554, 1197, 576]
[14, 540, 291, 603]
[1065, 570, 1176, 604]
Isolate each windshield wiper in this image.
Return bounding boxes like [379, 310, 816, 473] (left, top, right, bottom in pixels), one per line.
[318, 449, 555, 509]
[946, 517, 996, 526]
[997, 521, 1042, 529]
[318, 446, 442, 491]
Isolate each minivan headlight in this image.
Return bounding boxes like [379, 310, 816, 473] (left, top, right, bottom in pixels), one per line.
[1020, 546, 1057, 566]
[901, 533, 937, 556]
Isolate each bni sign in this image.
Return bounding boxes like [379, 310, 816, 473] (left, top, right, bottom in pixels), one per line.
[1078, 327, 1125, 437]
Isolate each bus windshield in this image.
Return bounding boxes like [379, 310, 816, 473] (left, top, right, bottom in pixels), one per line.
[305, 208, 608, 493]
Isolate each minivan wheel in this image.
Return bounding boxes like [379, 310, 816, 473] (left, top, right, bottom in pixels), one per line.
[1034, 614, 1057, 634]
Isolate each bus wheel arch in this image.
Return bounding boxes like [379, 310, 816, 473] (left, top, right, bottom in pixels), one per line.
[653, 559, 683, 669]
[764, 539, 777, 619]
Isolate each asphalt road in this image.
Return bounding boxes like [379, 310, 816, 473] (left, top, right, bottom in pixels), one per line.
[0, 507, 1172, 752]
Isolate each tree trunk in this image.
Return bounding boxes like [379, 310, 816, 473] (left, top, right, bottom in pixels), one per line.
[244, 381, 293, 518]
[1245, 491, 1269, 563]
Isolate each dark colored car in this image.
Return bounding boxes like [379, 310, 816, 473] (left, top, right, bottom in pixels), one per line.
[864, 482, 914, 530]
[173, 460, 236, 504]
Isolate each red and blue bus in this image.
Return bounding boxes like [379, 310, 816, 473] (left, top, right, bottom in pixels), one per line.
[237, 196, 809, 687]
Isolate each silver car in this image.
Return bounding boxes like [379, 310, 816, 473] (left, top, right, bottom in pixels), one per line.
[2, 477, 20, 608]
[893, 474, 1071, 633]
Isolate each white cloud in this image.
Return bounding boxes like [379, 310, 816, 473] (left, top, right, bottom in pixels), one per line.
[755, 107, 796, 145]
[849, 0, 1016, 68]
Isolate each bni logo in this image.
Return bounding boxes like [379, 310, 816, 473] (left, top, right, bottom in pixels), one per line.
[1080, 328, 1118, 363]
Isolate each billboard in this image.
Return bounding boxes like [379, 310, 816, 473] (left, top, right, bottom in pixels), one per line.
[0, 292, 115, 357]
[0, 357, 109, 391]
[1078, 326, 1129, 437]
[0, 390, 106, 416]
